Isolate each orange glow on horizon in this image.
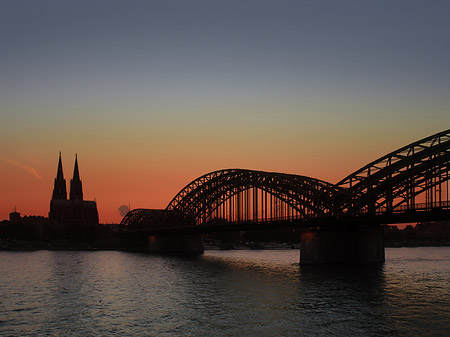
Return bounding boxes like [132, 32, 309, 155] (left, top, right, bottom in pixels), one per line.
[0, 128, 447, 224]
[0, 153, 356, 223]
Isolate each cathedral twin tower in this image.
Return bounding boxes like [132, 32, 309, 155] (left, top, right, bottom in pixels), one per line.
[49, 153, 99, 225]
[52, 152, 83, 201]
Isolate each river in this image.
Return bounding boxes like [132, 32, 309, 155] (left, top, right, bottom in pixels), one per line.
[1, 247, 449, 336]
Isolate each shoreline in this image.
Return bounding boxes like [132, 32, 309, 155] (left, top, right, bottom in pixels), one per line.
[1, 240, 450, 252]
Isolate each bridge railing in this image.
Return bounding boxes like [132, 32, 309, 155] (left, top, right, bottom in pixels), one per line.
[204, 214, 308, 226]
[374, 200, 450, 214]
[205, 201, 450, 225]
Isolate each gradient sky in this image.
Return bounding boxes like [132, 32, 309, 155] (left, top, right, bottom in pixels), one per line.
[1, 0, 449, 223]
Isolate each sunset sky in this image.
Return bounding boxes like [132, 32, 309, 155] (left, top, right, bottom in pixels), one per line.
[1, 0, 449, 223]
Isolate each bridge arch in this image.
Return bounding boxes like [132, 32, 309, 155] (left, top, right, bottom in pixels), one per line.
[120, 209, 190, 231]
[335, 129, 450, 215]
[120, 129, 450, 231]
[166, 169, 341, 225]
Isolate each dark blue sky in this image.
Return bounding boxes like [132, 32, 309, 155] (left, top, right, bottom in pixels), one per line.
[2, 0, 449, 101]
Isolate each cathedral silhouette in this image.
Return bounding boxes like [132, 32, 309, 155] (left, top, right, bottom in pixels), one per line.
[49, 153, 99, 225]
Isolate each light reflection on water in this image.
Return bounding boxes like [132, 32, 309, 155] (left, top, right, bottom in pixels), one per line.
[0, 248, 449, 336]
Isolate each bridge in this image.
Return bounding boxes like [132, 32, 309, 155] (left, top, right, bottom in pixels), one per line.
[120, 129, 450, 264]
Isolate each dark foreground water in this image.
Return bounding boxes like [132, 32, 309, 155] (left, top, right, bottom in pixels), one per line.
[1, 248, 449, 336]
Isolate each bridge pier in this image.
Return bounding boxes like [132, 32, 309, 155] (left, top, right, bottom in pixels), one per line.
[148, 234, 204, 254]
[299, 225, 385, 264]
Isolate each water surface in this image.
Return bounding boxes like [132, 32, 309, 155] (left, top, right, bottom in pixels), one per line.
[1, 248, 449, 336]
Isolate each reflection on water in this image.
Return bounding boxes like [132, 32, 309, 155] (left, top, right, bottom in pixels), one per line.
[0, 248, 449, 336]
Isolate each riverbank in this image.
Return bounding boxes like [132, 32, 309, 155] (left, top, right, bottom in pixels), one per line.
[2, 238, 450, 251]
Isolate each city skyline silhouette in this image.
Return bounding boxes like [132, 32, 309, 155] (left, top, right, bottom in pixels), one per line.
[1, 1, 449, 223]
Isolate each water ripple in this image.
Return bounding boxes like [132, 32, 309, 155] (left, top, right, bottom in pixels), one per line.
[0, 248, 449, 336]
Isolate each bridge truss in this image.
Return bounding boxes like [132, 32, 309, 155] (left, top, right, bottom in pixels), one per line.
[121, 129, 450, 231]
[335, 129, 450, 215]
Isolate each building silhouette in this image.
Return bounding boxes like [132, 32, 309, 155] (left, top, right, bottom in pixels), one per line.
[9, 207, 20, 223]
[49, 153, 99, 225]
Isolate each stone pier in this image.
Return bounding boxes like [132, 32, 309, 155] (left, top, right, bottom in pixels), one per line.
[299, 225, 385, 264]
[148, 234, 204, 254]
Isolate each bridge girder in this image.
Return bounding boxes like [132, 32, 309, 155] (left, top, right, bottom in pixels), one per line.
[120, 209, 189, 231]
[335, 129, 450, 215]
[121, 129, 450, 231]
[166, 169, 342, 224]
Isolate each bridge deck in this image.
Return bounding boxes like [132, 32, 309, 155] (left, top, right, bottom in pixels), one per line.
[122, 207, 450, 236]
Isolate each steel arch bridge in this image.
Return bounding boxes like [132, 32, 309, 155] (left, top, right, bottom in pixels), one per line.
[334, 129, 450, 215]
[121, 129, 450, 232]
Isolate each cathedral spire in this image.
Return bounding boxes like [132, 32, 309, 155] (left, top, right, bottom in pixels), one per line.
[70, 153, 83, 200]
[56, 151, 64, 180]
[73, 153, 80, 181]
[52, 152, 67, 200]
